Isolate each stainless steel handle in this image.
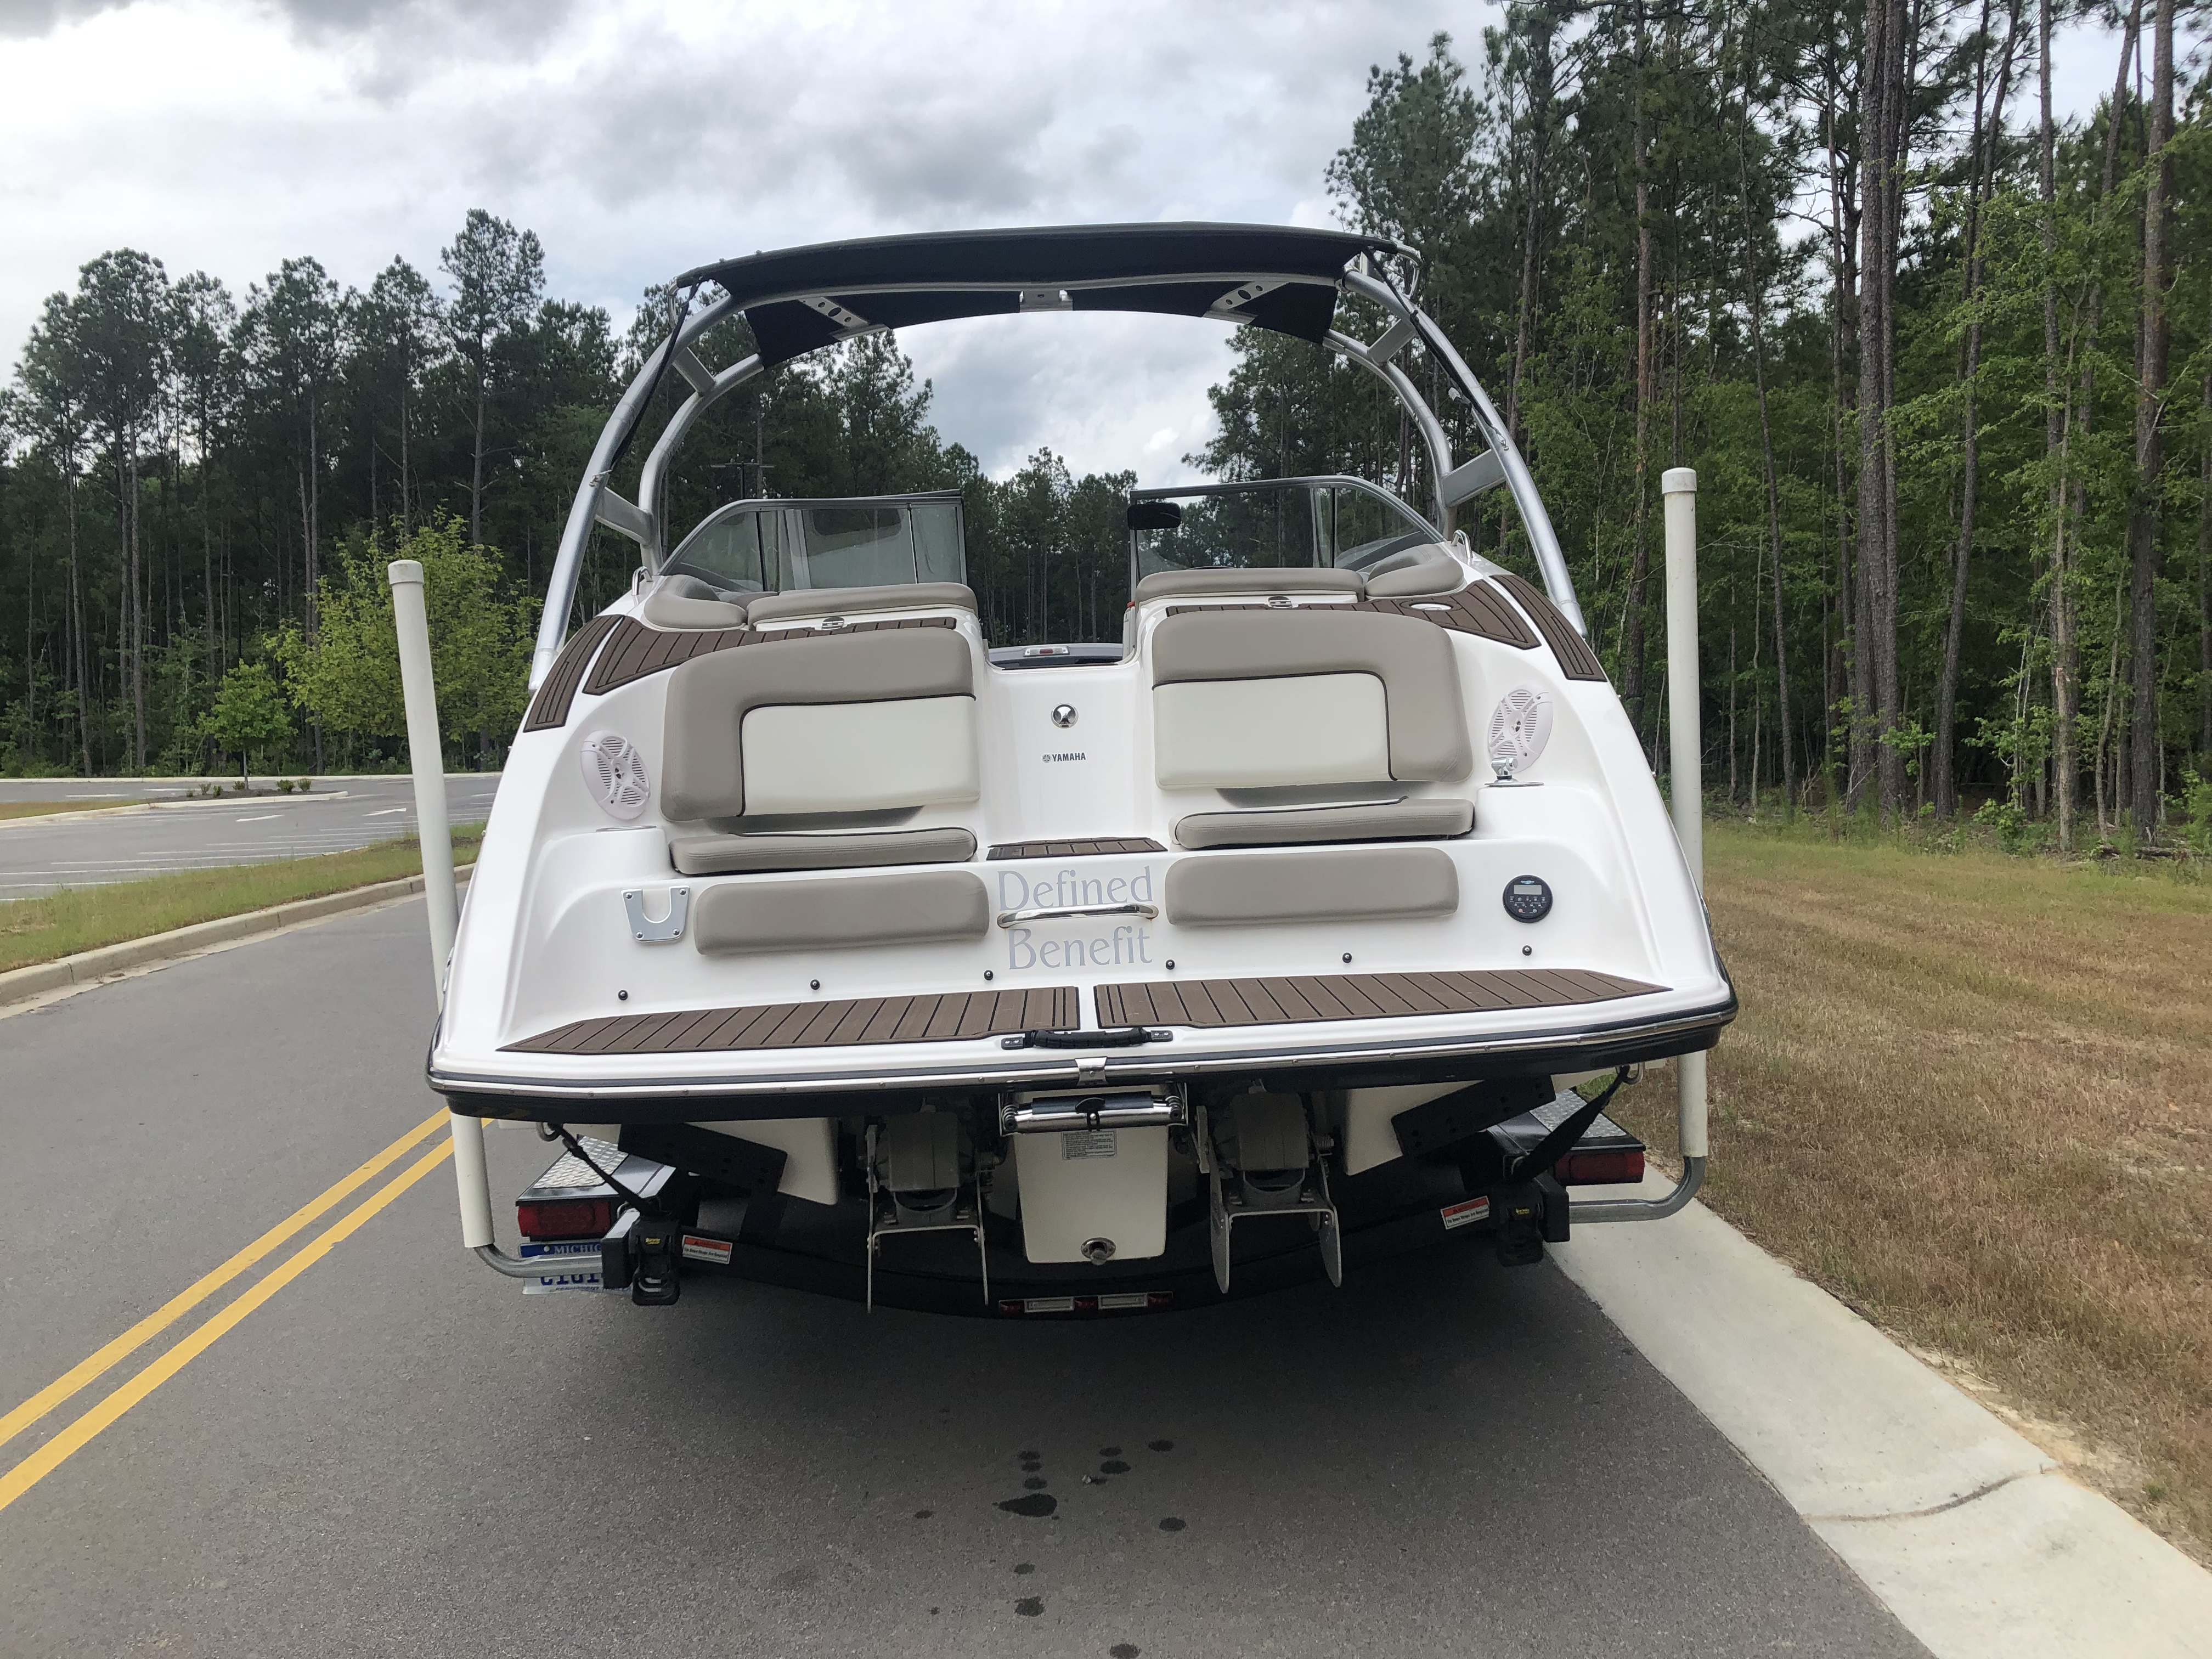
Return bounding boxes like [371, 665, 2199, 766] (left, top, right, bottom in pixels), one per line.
[1000, 1094, 1187, 1136]
[995, 901, 1158, 929]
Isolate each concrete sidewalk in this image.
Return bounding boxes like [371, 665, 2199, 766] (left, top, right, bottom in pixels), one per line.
[1554, 1176, 2212, 1658]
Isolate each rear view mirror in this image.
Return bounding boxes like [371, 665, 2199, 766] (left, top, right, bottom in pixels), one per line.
[1127, 500, 1182, 532]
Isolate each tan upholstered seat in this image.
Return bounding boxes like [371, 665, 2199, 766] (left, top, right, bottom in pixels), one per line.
[640, 574, 749, 630]
[660, 627, 981, 893]
[693, 870, 991, 952]
[746, 582, 977, 627]
[667, 826, 977, 876]
[1132, 567, 1363, 606]
[1164, 848, 1459, 926]
[1173, 798, 1473, 850]
[1365, 553, 1468, 599]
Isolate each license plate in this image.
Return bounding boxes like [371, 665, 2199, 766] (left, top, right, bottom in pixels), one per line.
[518, 1243, 613, 1294]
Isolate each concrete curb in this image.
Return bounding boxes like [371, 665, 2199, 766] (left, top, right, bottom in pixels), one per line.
[0, 864, 477, 1011]
[1552, 1174, 2212, 1657]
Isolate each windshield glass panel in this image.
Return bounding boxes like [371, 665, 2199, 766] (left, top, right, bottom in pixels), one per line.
[666, 496, 966, 593]
[1131, 481, 1438, 583]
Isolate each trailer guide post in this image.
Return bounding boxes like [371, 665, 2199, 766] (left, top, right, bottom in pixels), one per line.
[388, 558, 496, 1256]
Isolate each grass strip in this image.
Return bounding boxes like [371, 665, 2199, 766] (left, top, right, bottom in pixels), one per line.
[0, 825, 484, 974]
[0, 801, 123, 821]
[1605, 820, 2212, 1561]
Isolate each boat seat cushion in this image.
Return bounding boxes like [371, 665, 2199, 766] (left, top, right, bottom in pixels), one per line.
[1148, 608, 1471, 787]
[1133, 567, 1364, 605]
[746, 582, 977, 626]
[693, 870, 990, 953]
[1365, 554, 1467, 599]
[667, 826, 977, 875]
[1164, 848, 1459, 927]
[1173, 797, 1474, 850]
[640, 575, 748, 630]
[662, 628, 977, 820]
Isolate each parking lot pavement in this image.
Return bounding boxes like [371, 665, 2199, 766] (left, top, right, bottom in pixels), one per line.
[0, 774, 500, 896]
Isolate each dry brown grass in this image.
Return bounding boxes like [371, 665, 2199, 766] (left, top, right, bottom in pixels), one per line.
[1606, 823, 2212, 1560]
[0, 826, 484, 974]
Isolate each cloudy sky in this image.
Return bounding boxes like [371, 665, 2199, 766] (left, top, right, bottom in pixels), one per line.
[0, 0, 2131, 483]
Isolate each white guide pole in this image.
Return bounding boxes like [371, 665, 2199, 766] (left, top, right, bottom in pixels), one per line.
[387, 558, 495, 1250]
[1660, 468, 1708, 1162]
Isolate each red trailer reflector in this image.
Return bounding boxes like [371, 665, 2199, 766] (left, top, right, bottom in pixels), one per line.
[1554, 1149, 1646, 1185]
[516, 1197, 615, 1240]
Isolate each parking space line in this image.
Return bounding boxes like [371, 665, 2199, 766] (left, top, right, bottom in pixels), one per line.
[0, 1108, 450, 1454]
[0, 1136, 455, 1516]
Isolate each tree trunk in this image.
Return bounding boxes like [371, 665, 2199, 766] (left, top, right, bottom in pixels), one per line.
[470, 364, 487, 548]
[1936, 1, 2018, 818]
[1858, 0, 1907, 821]
[125, 425, 146, 771]
[1736, 36, 1795, 810]
[2125, 0, 2173, 840]
[1622, 2, 1655, 740]
[65, 456, 91, 776]
[2042, 0, 2078, 849]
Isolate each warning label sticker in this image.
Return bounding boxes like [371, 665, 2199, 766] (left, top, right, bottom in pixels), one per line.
[680, 1234, 734, 1265]
[1440, 1196, 1492, 1231]
[1061, 1129, 1118, 1160]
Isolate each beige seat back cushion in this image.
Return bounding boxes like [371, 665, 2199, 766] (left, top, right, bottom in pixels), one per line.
[1154, 674, 1389, 789]
[1149, 608, 1471, 786]
[746, 582, 977, 626]
[693, 870, 990, 953]
[662, 627, 975, 821]
[1133, 567, 1363, 605]
[1165, 848, 1459, 926]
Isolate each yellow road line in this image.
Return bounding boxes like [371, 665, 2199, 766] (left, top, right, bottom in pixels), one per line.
[0, 1107, 451, 1453]
[0, 1137, 456, 1516]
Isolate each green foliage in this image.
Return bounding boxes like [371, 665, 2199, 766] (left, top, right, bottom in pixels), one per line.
[201, 662, 291, 783]
[275, 517, 537, 760]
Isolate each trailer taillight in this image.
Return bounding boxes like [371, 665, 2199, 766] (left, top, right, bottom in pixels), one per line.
[1554, 1149, 1645, 1185]
[517, 1197, 616, 1239]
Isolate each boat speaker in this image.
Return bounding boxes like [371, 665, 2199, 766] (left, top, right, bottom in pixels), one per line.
[579, 730, 651, 821]
[1486, 687, 1554, 774]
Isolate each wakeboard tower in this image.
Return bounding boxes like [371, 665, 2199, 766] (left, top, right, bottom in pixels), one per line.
[416, 223, 1734, 1314]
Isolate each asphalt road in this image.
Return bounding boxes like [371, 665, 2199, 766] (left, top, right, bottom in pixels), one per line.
[0, 902, 1927, 1659]
[0, 774, 501, 896]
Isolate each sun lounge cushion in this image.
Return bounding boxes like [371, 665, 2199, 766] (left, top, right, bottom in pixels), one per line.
[1173, 798, 1474, 850]
[746, 582, 978, 626]
[693, 870, 990, 953]
[1133, 567, 1364, 606]
[668, 827, 977, 875]
[1164, 848, 1459, 927]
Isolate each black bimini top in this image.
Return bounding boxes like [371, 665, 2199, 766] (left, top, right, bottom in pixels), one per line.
[673, 222, 1406, 366]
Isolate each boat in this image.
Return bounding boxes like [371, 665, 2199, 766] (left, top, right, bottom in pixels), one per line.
[420, 223, 1735, 1313]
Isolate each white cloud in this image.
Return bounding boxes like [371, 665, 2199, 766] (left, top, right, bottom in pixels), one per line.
[0, 0, 2142, 484]
[0, 0, 1462, 480]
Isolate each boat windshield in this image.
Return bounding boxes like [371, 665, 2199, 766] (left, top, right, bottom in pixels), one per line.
[1129, 479, 1443, 586]
[665, 493, 966, 593]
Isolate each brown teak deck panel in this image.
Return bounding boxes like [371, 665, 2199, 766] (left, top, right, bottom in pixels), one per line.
[504, 985, 1077, 1055]
[988, 837, 1165, 860]
[1363, 582, 1541, 648]
[523, 614, 623, 731]
[1492, 572, 1607, 681]
[579, 616, 751, 695]
[1094, 967, 1662, 1030]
